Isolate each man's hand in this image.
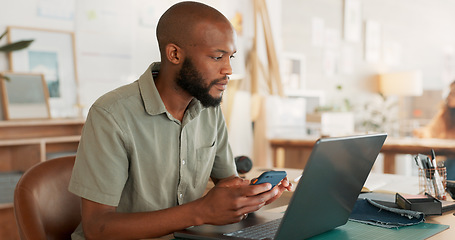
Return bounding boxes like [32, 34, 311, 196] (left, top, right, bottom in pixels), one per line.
[264, 177, 292, 205]
[196, 177, 279, 225]
[247, 175, 293, 205]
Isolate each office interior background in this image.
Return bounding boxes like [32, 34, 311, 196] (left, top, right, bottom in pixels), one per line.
[1, 0, 455, 175]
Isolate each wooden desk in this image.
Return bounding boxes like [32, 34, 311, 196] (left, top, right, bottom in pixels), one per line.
[270, 136, 455, 173]
[249, 168, 455, 240]
[427, 212, 455, 240]
[156, 168, 455, 240]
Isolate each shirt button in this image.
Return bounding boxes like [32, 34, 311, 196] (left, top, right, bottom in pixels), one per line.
[179, 193, 183, 199]
[182, 160, 186, 165]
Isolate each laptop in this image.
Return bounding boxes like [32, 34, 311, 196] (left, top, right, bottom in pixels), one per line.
[174, 133, 387, 240]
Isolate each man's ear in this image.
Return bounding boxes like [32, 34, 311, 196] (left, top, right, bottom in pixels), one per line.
[165, 43, 183, 65]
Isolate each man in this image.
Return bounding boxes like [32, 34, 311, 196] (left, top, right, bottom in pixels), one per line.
[69, 2, 291, 239]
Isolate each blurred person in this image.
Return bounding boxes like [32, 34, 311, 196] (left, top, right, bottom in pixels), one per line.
[414, 81, 455, 138]
[414, 81, 455, 179]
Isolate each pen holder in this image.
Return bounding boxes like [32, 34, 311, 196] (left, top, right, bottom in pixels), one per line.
[418, 167, 447, 200]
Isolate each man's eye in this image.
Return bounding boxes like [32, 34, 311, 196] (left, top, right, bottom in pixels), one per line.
[213, 56, 222, 60]
[230, 55, 235, 59]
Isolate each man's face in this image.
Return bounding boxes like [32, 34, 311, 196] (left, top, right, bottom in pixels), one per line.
[176, 57, 225, 107]
[177, 20, 237, 107]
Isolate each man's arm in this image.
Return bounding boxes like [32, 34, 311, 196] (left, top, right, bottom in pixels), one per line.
[81, 177, 278, 240]
[81, 198, 199, 240]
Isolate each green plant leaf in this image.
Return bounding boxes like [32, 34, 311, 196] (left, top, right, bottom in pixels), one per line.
[0, 30, 7, 41]
[0, 40, 34, 52]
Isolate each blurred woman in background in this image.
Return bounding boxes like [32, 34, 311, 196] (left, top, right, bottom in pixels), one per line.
[414, 81, 455, 138]
[414, 81, 455, 179]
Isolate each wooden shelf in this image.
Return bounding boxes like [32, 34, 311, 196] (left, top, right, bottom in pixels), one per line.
[0, 119, 84, 240]
[0, 118, 85, 140]
[0, 135, 81, 172]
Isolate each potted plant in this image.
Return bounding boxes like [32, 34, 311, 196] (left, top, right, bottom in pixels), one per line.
[0, 29, 34, 80]
[0, 29, 33, 52]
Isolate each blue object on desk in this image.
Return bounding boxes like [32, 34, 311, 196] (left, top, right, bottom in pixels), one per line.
[349, 199, 424, 228]
[444, 158, 455, 180]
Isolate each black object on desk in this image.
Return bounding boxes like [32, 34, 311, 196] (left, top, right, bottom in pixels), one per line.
[395, 193, 442, 216]
[235, 155, 253, 173]
[446, 180, 455, 199]
[360, 192, 455, 214]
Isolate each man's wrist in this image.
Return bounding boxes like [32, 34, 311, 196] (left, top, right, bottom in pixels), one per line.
[185, 198, 207, 226]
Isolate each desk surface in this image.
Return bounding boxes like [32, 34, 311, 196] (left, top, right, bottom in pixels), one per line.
[270, 136, 455, 173]
[259, 168, 455, 240]
[270, 136, 455, 155]
[154, 168, 455, 240]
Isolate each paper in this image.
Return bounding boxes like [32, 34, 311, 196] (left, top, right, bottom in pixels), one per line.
[311, 17, 325, 47]
[38, 0, 75, 20]
[343, 0, 362, 43]
[365, 20, 382, 63]
[363, 173, 419, 195]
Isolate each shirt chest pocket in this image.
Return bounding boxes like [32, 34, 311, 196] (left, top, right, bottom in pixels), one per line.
[190, 140, 216, 188]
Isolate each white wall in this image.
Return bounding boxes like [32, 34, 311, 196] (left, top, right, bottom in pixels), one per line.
[0, 0, 263, 116]
[3, 0, 454, 122]
[282, 0, 455, 105]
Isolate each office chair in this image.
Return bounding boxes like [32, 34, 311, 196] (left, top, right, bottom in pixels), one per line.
[14, 155, 81, 240]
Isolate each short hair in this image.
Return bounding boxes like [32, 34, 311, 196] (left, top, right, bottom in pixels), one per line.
[156, 1, 230, 55]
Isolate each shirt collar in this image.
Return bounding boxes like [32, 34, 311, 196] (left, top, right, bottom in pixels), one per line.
[138, 62, 205, 119]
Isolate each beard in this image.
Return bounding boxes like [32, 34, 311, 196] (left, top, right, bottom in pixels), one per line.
[176, 57, 224, 108]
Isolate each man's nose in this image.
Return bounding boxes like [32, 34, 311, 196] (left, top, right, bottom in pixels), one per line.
[221, 58, 233, 76]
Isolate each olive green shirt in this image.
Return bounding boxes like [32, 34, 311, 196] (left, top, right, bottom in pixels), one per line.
[69, 62, 236, 239]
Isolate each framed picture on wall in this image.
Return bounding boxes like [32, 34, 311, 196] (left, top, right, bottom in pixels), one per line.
[0, 72, 51, 120]
[7, 26, 79, 118]
[343, 0, 362, 43]
[364, 20, 382, 63]
[281, 53, 306, 96]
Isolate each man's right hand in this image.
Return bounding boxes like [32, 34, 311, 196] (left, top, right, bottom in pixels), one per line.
[195, 176, 279, 225]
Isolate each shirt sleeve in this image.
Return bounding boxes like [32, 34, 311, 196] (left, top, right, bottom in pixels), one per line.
[210, 107, 237, 180]
[69, 105, 129, 206]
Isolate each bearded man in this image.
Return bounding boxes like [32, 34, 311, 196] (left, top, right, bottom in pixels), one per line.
[69, 2, 290, 239]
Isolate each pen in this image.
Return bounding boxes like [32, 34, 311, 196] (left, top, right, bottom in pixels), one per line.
[431, 149, 436, 162]
[431, 149, 446, 200]
[414, 155, 423, 169]
[426, 154, 439, 198]
[433, 158, 445, 199]
[419, 154, 436, 196]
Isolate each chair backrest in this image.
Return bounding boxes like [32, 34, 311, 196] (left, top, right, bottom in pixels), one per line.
[14, 155, 81, 240]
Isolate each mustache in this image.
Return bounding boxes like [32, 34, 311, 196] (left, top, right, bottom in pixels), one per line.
[208, 76, 229, 88]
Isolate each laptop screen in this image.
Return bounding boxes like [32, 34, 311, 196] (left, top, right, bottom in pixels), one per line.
[275, 133, 387, 239]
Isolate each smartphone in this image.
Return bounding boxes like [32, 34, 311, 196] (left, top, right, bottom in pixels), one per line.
[251, 170, 287, 188]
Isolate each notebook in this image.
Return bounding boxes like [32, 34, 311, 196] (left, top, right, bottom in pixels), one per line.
[174, 133, 387, 240]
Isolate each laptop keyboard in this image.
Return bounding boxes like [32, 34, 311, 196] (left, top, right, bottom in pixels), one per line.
[223, 218, 282, 240]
